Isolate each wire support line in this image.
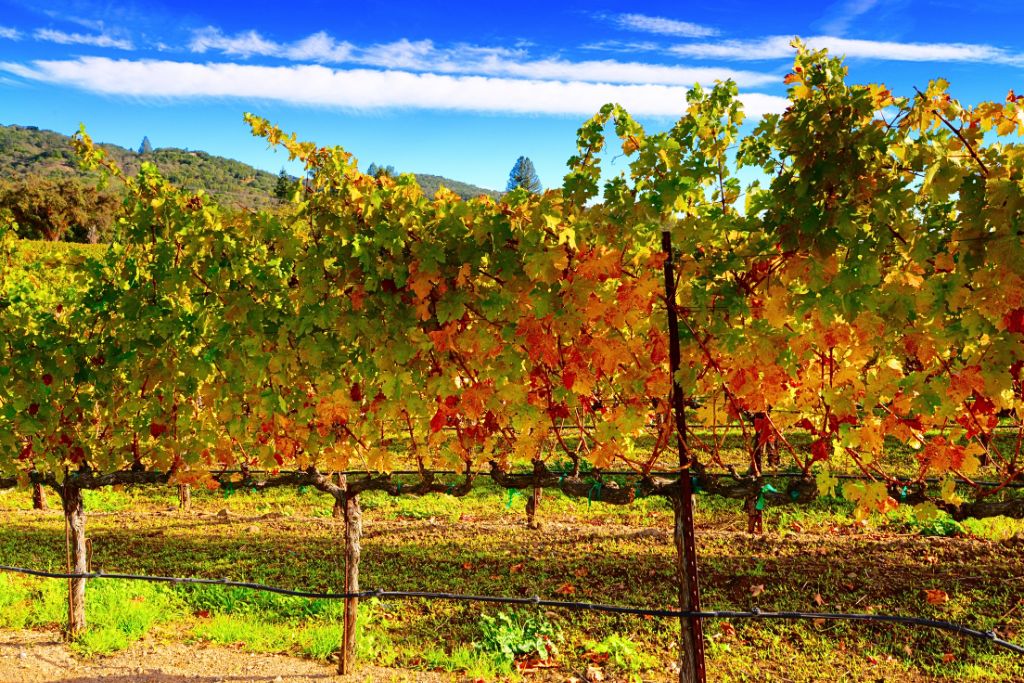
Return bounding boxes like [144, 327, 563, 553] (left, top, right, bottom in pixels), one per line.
[203, 469, 1024, 490]
[1, 565, 1020, 655]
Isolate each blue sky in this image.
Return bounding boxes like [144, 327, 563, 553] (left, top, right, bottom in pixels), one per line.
[1, 1, 1023, 191]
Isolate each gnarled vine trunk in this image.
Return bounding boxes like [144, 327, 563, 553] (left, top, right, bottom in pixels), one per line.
[339, 492, 362, 675]
[177, 484, 191, 510]
[32, 482, 48, 510]
[62, 484, 87, 636]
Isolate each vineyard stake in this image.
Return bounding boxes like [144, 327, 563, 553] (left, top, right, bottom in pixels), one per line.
[662, 228, 707, 683]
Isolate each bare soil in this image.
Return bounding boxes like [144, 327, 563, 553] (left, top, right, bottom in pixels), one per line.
[0, 630, 447, 683]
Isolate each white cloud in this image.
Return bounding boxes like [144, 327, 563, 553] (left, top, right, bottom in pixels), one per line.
[185, 28, 777, 88]
[819, 0, 881, 35]
[0, 57, 790, 118]
[34, 28, 133, 51]
[580, 40, 660, 53]
[615, 13, 719, 38]
[0, 26, 21, 40]
[189, 27, 280, 57]
[669, 35, 1022, 65]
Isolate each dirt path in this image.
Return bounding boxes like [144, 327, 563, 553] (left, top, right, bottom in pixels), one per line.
[0, 630, 449, 683]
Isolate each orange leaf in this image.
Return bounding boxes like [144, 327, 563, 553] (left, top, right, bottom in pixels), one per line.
[509, 563, 525, 573]
[750, 584, 765, 598]
[555, 582, 576, 596]
[924, 589, 949, 605]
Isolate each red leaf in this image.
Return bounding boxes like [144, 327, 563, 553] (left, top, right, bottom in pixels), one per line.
[1004, 308, 1024, 334]
[430, 409, 446, 433]
[810, 438, 830, 462]
[562, 371, 576, 391]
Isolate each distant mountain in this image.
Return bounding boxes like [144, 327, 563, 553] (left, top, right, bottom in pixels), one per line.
[0, 123, 500, 207]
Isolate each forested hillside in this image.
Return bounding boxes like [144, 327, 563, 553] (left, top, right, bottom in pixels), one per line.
[0, 123, 499, 208]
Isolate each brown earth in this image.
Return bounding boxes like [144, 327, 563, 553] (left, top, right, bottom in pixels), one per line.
[0, 630, 449, 683]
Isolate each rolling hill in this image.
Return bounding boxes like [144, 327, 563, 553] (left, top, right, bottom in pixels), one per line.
[0, 123, 500, 207]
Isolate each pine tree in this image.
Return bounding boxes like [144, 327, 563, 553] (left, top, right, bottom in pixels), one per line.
[138, 136, 152, 155]
[273, 169, 294, 201]
[506, 156, 542, 193]
[366, 163, 395, 179]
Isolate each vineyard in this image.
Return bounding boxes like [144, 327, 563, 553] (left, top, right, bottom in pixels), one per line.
[1, 43, 1023, 681]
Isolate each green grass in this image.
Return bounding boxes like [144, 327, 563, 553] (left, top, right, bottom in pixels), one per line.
[0, 481, 1020, 681]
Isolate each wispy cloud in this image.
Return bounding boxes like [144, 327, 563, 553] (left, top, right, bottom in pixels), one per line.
[34, 28, 133, 50]
[614, 13, 719, 38]
[819, 0, 881, 35]
[0, 26, 21, 41]
[186, 28, 778, 88]
[0, 57, 790, 118]
[579, 40, 660, 54]
[669, 35, 1022, 65]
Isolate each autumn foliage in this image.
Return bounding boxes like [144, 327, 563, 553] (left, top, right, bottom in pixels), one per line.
[1, 43, 1022, 520]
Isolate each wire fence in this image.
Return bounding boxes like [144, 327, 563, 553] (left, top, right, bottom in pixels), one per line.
[1, 564, 1021, 656]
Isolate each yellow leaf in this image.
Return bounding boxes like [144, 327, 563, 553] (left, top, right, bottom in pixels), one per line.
[764, 291, 789, 328]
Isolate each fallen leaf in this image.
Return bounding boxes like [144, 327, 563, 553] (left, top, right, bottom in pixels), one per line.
[193, 609, 210, 619]
[585, 665, 604, 681]
[924, 589, 949, 605]
[581, 651, 610, 664]
[750, 584, 765, 598]
[942, 652, 956, 663]
[790, 521, 804, 533]
[813, 593, 826, 607]
[509, 563, 525, 573]
[719, 622, 737, 638]
[556, 582, 576, 596]
[813, 618, 826, 627]
[573, 567, 589, 578]
[461, 562, 474, 571]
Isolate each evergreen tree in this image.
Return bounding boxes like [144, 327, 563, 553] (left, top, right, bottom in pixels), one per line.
[506, 156, 542, 193]
[366, 163, 395, 179]
[273, 169, 294, 200]
[138, 136, 152, 155]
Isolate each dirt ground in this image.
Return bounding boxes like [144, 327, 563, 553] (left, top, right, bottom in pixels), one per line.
[0, 630, 449, 683]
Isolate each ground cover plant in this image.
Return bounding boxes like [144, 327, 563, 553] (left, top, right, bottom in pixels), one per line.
[0, 484, 1021, 681]
[1, 42, 1024, 681]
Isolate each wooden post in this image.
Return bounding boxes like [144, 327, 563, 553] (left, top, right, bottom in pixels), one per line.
[177, 484, 191, 510]
[32, 482, 48, 510]
[662, 229, 707, 683]
[339, 491, 361, 675]
[62, 483, 87, 636]
[526, 485, 542, 529]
